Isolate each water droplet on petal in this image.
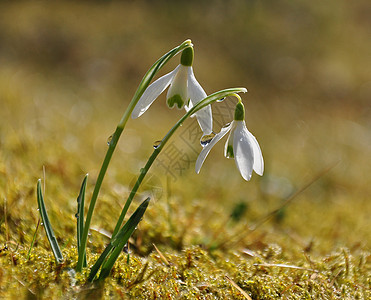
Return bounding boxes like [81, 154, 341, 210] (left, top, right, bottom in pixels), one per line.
[200, 132, 216, 147]
[222, 122, 231, 128]
[153, 140, 162, 149]
[217, 97, 226, 102]
[107, 134, 113, 146]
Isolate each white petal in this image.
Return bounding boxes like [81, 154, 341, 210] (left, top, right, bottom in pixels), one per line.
[187, 67, 213, 135]
[184, 102, 192, 112]
[233, 121, 254, 181]
[166, 65, 188, 109]
[195, 123, 232, 174]
[131, 65, 179, 118]
[187, 67, 207, 102]
[244, 123, 264, 176]
[194, 106, 213, 135]
[224, 122, 236, 158]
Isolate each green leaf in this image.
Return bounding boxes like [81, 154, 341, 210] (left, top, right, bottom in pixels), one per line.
[36, 179, 64, 264]
[76, 174, 88, 268]
[87, 243, 115, 282]
[93, 197, 150, 282]
[27, 219, 40, 260]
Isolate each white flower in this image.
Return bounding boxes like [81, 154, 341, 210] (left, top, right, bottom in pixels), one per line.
[131, 48, 213, 135]
[195, 103, 264, 181]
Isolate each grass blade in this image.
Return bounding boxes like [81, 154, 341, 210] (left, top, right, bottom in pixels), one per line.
[77, 174, 88, 268]
[36, 179, 64, 264]
[27, 218, 40, 260]
[96, 197, 150, 281]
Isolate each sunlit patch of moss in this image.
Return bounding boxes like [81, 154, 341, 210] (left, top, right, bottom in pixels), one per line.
[1, 234, 370, 299]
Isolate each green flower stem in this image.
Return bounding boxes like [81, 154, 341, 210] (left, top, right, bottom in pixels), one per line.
[111, 88, 247, 238]
[76, 40, 193, 272]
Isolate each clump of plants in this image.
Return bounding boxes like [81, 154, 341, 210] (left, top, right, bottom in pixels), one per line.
[35, 40, 264, 283]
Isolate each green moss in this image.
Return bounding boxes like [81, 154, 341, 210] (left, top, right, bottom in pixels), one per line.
[2, 244, 369, 299]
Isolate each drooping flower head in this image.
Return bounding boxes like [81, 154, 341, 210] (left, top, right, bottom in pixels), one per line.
[131, 46, 213, 135]
[196, 100, 264, 181]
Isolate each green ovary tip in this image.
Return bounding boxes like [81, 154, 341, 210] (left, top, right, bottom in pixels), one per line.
[181, 47, 194, 66]
[167, 94, 184, 109]
[234, 102, 245, 121]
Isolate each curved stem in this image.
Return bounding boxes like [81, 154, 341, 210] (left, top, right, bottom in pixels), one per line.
[76, 40, 193, 272]
[111, 88, 247, 237]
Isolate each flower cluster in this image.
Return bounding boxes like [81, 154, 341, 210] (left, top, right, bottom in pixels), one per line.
[36, 40, 264, 283]
[132, 44, 264, 181]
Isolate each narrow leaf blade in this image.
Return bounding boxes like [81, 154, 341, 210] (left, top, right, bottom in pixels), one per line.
[77, 174, 88, 268]
[87, 243, 114, 282]
[97, 197, 150, 281]
[36, 179, 64, 264]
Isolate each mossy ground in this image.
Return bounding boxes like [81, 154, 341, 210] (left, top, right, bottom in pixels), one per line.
[0, 1, 370, 299]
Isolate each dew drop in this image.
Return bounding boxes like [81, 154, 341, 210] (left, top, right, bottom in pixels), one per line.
[123, 242, 129, 253]
[75, 213, 79, 219]
[200, 132, 216, 147]
[40, 223, 44, 226]
[153, 140, 162, 149]
[107, 134, 113, 146]
[66, 268, 77, 287]
[222, 122, 231, 128]
[217, 97, 226, 102]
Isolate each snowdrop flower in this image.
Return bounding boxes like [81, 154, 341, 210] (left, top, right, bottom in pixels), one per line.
[196, 101, 264, 181]
[131, 47, 213, 135]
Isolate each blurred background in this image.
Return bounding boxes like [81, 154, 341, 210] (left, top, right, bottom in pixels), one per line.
[0, 1, 370, 252]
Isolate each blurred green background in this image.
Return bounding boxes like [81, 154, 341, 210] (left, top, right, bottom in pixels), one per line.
[0, 0, 370, 262]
